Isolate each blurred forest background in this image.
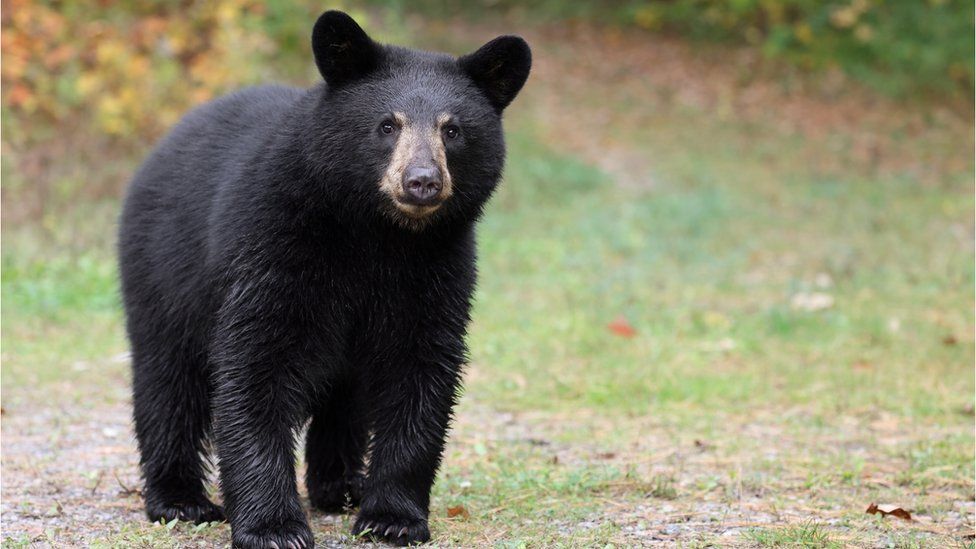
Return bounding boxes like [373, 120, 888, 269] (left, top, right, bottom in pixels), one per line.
[2, 1, 974, 547]
[2, 0, 974, 219]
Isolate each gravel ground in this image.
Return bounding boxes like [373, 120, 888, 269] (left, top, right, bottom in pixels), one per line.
[4, 370, 973, 547]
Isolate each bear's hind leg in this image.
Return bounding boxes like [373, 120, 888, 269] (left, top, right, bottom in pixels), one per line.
[305, 379, 367, 513]
[131, 342, 224, 524]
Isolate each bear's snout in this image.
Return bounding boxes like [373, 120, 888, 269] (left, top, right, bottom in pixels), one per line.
[401, 165, 444, 206]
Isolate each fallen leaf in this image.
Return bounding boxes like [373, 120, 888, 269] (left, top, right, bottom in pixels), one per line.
[942, 334, 958, 346]
[608, 316, 636, 338]
[447, 505, 470, 519]
[866, 502, 912, 521]
[596, 452, 616, 459]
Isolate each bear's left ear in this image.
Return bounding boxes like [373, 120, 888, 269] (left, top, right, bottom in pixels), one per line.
[312, 10, 381, 88]
[458, 36, 532, 112]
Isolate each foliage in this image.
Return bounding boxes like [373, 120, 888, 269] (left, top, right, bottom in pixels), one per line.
[0, 1, 371, 218]
[0, 0, 334, 144]
[1, 0, 968, 210]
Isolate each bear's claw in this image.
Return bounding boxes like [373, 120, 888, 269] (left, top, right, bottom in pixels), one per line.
[146, 498, 225, 524]
[353, 513, 429, 546]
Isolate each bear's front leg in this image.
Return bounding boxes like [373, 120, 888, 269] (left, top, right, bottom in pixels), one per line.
[212, 373, 314, 549]
[353, 341, 464, 546]
[210, 286, 335, 549]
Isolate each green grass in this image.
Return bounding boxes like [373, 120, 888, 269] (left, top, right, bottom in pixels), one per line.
[745, 521, 839, 548]
[1, 200, 126, 389]
[467, 121, 974, 422]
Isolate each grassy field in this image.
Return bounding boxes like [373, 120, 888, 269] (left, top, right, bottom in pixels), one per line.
[2, 13, 974, 549]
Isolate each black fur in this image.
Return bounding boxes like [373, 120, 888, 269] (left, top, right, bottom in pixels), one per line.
[459, 35, 532, 112]
[117, 10, 530, 549]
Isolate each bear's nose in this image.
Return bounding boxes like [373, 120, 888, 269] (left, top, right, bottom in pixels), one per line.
[401, 165, 443, 206]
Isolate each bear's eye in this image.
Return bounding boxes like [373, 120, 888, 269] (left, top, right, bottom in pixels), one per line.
[379, 121, 396, 135]
[444, 125, 460, 139]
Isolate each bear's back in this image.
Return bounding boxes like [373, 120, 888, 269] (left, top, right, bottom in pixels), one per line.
[119, 85, 306, 321]
[129, 84, 304, 199]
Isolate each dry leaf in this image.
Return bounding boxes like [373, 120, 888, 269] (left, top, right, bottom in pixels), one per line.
[608, 316, 636, 338]
[447, 505, 470, 519]
[866, 502, 912, 521]
[942, 334, 958, 346]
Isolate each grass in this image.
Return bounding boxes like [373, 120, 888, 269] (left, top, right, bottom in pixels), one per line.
[472, 124, 973, 419]
[1, 200, 125, 388]
[2, 11, 974, 549]
[745, 521, 838, 548]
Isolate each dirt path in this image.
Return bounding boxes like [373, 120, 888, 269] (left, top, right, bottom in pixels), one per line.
[2, 375, 147, 546]
[0, 365, 399, 547]
[3, 361, 973, 547]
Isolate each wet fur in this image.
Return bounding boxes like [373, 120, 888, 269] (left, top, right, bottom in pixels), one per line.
[118, 10, 529, 549]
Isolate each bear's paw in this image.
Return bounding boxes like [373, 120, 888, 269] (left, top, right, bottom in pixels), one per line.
[146, 498, 225, 524]
[232, 519, 314, 549]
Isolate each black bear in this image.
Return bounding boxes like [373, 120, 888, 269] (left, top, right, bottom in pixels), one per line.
[117, 10, 530, 548]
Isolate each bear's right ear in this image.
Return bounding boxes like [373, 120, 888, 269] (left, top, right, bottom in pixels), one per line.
[312, 11, 380, 88]
[458, 36, 531, 112]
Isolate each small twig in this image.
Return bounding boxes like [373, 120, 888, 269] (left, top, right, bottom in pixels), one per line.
[115, 472, 141, 496]
[90, 470, 105, 495]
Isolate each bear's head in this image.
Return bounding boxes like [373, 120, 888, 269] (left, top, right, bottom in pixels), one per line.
[305, 10, 531, 231]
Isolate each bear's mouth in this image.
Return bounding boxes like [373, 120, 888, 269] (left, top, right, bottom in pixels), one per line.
[392, 196, 443, 219]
